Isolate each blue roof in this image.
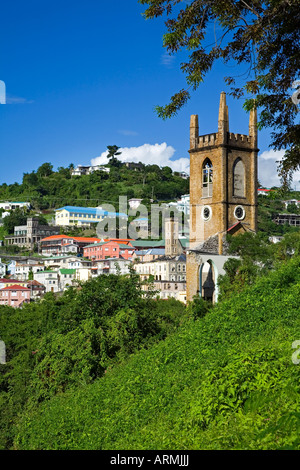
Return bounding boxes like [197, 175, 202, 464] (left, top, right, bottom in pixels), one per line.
[146, 248, 165, 255]
[55, 206, 127, 218]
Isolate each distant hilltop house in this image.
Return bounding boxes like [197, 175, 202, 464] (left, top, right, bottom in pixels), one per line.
[5, 217, 60, 250]
[128, 198, 143, 210]
[282, 199, 300, 208]
[124, 162, 144, 170]
[0, 201, 31, 211]
[273, 213, 300, 227]
[174, 171, 189, 179]
[55, 206, 128, 227]
[257, 188, 275, 196]
[71, 164, 110, 176]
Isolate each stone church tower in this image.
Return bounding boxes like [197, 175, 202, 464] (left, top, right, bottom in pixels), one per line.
[187, 92, 258, 302]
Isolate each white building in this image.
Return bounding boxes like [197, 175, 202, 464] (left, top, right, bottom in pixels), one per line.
[95, 258, 132, 276]
[14, 262, 45, 281]
[71, 165, 110, 176]
[34, 270, 60, 293]
[134, 255, 186, 282]
[7, 260, 16, 276]
[167, 194, 190, 216]
[0, 201, 31, 211]
[0, 259, 6, 278]
[143, 279, 187, 303]
[282, 199, 300, 209]
[43, 255, 92, 271]
[128, 198, 143, 210]
[59, 269, 76, 290]
[74, 267, 92, 283]
[33, 268, 77, 292]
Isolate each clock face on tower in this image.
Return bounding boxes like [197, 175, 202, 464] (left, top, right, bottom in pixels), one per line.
[234, 205, 245, 220]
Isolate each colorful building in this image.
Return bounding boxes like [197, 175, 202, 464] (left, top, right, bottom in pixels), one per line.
[54, 206, 127, 227]
[39, 235, 102, 256]
[83, 240, 135, 261]
[0, 285, 31, 307]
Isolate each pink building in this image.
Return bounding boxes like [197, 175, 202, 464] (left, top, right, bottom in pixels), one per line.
[83, 241, 135, 261]
[0, 285, 31, 307]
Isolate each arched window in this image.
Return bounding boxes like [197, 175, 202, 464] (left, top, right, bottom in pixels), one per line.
[233, 158, 245, 197]
[202, 159, 213, 197]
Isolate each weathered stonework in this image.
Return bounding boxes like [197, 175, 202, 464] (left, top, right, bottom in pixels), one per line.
[187, 92, 258, 302]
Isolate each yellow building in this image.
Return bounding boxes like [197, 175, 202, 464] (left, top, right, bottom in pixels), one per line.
[55, 206, 127, 227]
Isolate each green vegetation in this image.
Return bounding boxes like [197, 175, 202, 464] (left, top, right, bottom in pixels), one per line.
[257, 192, 300, 236]
[0, 271, 187, 449]
[1, 232, 300, 450]
[0, 158, 189, 211]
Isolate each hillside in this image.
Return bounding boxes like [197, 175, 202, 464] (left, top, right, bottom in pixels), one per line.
[13, 255, 300, 450]
[0, 161, 189, 211]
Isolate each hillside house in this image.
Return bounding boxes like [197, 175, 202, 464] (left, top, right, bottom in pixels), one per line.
[83, 240, 135, 261]
[5, 217, 60, 249]
[0, 285, 31, 307]
[39, 235, 102, 256]
[54, 206, 127, 227]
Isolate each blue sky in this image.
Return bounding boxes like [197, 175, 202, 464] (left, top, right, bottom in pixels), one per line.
[0, 0, 296, 189]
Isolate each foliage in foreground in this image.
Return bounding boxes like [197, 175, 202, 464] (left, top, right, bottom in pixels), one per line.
[11, 255, 300, 450]
[0, 272, 187, 449]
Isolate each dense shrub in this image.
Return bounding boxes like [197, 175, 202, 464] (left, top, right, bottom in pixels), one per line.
[11, 256, 300, 450]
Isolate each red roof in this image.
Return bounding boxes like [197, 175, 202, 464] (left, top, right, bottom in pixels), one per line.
[26, 280, 44, 286]
[73, 237, 102, 243]
[227, 222, 241, 232]
[40, 234, 73, 241]
[105, 238, 134, 244]
[40, 234, 102, 244]
[0, 278, 25, 284]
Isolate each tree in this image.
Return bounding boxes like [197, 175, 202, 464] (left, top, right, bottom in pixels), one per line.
[139, 0, 300, 185]
[36, 163, 53, 178]
[3, 208, 28, 235]
[217, 231, 276, 299]
[106, 145, 122, 167]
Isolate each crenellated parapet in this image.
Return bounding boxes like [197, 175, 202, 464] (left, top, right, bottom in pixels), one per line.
[190, 92, 257, 151]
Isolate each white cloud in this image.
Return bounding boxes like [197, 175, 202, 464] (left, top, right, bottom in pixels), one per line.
[6, 95, 34, 104]
[118, 130, 139, 136]
[92, 143, 300, 189]
[161, 53, 175, 67]
[91, 142, 190, 174]
[258, 149, 300, 188]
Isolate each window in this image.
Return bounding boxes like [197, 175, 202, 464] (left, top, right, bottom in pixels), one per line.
[202, 159, 213, 197]
[233, 158, 245, 197]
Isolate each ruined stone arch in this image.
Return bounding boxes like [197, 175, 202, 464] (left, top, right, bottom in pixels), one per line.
[198, 258, 219, 303]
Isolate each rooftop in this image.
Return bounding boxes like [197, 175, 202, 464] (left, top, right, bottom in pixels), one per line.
[2, 285, 30, 291]
[55, 206, 128, 218]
